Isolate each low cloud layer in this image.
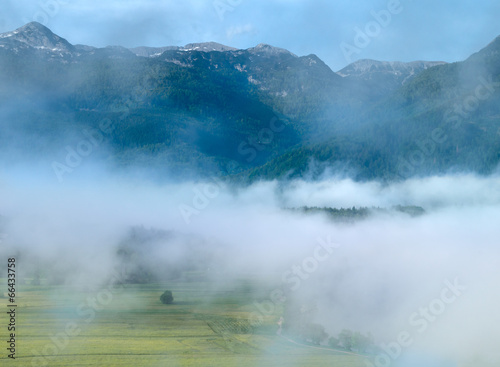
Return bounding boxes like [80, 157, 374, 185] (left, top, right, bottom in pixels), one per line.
[1, 170, 499, 366]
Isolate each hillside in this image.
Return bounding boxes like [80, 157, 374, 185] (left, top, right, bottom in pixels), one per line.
[1, 22, 499, 181]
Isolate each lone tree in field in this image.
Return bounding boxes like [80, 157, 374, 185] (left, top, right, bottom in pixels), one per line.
[160, 290, 174, 304]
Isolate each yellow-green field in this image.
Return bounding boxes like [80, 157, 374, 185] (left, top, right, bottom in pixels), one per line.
[0, 279, 366, 367]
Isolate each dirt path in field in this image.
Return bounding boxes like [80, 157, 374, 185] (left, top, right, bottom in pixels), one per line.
[278, 335, 366, 358]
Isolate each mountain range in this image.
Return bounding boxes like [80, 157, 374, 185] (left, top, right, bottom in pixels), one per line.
[1, 22, 499, 182]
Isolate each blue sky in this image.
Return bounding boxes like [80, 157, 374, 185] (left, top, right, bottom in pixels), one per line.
[1, 0, 499, 71]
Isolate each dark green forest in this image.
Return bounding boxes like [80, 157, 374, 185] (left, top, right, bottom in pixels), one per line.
[1, 23, 500, 182]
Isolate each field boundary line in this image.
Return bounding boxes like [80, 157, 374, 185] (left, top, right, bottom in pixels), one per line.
[278, 335, 366, 357]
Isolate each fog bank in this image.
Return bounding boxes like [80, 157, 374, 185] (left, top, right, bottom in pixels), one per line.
[1, 171, 499, 366]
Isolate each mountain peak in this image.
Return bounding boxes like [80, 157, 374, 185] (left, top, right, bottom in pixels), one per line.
[337, 59, 447, 78]
[19, 21, 50, 32]
[181, 42, 237, 52]
[247, 44, 297, 57]
[0, 21, 74, 52]
[0, 21, 52, 39]
[130, 42, 236, 57]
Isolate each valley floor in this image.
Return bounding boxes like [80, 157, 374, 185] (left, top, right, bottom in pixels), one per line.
[0, 279, 365, 367]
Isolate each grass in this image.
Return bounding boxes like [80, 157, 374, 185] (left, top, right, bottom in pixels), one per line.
[0, 278, 366, 366]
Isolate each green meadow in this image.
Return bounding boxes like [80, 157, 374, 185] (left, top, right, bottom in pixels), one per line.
[0, 278, 366, 367]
